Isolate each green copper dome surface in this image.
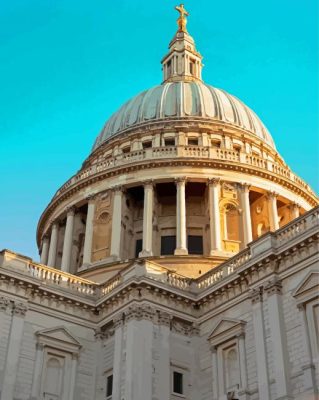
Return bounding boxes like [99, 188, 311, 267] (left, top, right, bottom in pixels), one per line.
[92, 81, 275, 152]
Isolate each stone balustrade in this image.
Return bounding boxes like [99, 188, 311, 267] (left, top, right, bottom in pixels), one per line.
[53, 146, 312, 198]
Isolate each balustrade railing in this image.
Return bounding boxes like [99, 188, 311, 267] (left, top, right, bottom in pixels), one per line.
[54, 145, 310, 198]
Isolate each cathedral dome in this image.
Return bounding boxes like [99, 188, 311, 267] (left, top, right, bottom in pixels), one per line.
[92, 81, 275, 152]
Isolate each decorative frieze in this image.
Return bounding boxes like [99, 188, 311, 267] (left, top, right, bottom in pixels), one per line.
[265, 277, 282, 296]
[125, 304, 157, 322]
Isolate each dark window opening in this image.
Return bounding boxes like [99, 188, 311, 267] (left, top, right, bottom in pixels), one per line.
[122, 146, 130, 154]
[188, 235, 203, 255]
[188, 138, 198, 146]
[189, 61, 194, 75]
[167, 59, 172, 76]
[164, 138, 175, 146]
[173, 371, 183, 394]
[142, 141, 152, 149]
[106, 374, 113, 397]
[211, 140, 221, 148]
[161, 236, 176, 255]
[135, 239, 142, 258]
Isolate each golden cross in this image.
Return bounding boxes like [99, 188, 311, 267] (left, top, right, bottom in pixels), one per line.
[175, 4, 189, 32]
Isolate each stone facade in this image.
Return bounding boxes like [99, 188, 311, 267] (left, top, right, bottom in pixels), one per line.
[1, 5, 319, 400]
[0, 208, 318, 399]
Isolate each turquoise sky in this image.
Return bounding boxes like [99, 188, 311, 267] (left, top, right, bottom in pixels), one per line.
[0, 0, 318, 260]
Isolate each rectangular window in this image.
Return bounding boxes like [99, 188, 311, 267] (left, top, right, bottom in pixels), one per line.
[122, 146, 130, 154]
[135, 239, 142, 258]
[173, 371, 183, 395]
[188, 138, 198, 146]
[189, 62, 194, 75]
[142, 141, 152, 149]
[164, 138, 175, 147]
[188, 235, 203, 255]
[106, 374, 113, 398]
[161, 236, 176, 255]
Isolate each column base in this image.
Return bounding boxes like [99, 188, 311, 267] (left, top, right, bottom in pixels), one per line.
[138, 250, 153, 258]
[174, 248, 188, 255]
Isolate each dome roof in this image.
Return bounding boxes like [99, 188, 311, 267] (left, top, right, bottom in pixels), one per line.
[92, 81, 275, 152]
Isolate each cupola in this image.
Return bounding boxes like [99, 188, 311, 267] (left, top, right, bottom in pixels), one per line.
[161, 4, 203, 82]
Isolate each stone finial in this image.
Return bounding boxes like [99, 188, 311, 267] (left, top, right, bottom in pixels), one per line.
[175, 4, 189, 33]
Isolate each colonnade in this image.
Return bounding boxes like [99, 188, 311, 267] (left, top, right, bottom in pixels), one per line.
[40, 179, 298, 272]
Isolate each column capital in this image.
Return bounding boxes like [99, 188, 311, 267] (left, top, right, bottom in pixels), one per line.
[175, 176, 187, 185]
[113, 313, 124, 329]
[111, 184, 125, 194]
[240, 182, 251, 192]
[85, 193, 98, 203]
[250, 287, 263, 304]
[143, 179, 154, 188]
[42, 233, 50, 241]
[265, 277, 282, 296]
[65, 205, 76, 216]
[267, 191, 279, 199]
[49, 218, 59, 227]
[207, 177, 220, 187]
[12, 302, 28, 317]
[157, 311, 171, 327]
[0, 296, 10, 312]
[35, 342, 45, 351]
[290, 201, 300, 210]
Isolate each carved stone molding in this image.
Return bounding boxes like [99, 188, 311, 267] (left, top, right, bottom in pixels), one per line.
[265, 277, 282, 296]
[240, 182, 251, 192]
[125, 304, 157, 323]
[267, 191, 278, 200]
[85, 193, 98, 203]
[65, 205, 76, 215]
[12, 302, 28, 317]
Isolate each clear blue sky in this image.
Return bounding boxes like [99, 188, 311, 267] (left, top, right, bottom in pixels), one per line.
[0, 0, 318, 260]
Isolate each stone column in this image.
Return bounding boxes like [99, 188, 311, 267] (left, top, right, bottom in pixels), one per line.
[112, 315, 124, 400]
[265, 278, 292, 399]
[110, 186, 123, 260]
[251, 289, 270, 400]
[47, 221, 59, 267]
[1, 302, 28, 400]
[240, 183, 253, 246]
[290, 202, 300, 220]
[40, 235, 49, 265]
[175, 177, 188, 255]
[82, 196, 96, 266]
[208, 178, 222, 253]
[124, 305, 154, 400]
[30, 343, 44, 400]
[267, 192, 279, 231]
[157, 312, 171, 400]
[139, 181, 154, 257]
[61, 207, 75, 273]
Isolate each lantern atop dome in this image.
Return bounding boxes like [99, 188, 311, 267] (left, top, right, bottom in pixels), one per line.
[161, 4, 203, 83]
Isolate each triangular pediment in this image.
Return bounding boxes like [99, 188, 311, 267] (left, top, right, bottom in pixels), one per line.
[293, 272, 319, 300]
[208, 318, 246, 343]
[36, 326, 81, 349]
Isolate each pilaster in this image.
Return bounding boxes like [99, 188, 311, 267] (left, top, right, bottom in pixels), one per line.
[82, 195, 96, 266]
[139, 181, 154, 257]
[1, 302, 28, 400]
[110, 186, 124, 260]
[47, 221, 59, 267]
[61, 206, 76, 272]
[265, 278, 293, 400]
[250, 288, 270, 400]
[208, 178, 222, 253]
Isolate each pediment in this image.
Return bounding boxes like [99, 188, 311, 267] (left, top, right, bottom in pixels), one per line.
[208, 318, 246, 346]
[36, 326, 82, 351]
[293, 271, 319, 302]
